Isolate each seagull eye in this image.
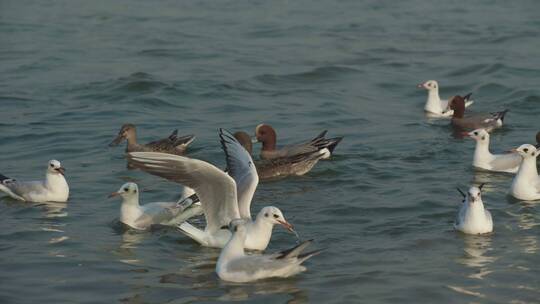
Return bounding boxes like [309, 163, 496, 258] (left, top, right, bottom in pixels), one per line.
[50, 164, 54, 167]
[273, 214, 279, 219]
[124, 187, 129, 192]
[524, 148, 529, 153]
[474, 132, 478, 136]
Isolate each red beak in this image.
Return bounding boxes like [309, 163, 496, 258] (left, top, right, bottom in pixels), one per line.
[277, 220, 294, 233]
[108, 192, 120, 198]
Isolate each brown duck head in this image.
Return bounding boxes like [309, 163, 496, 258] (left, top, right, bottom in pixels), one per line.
[255, 124, 277, 151]
[110, 124, 137, 146]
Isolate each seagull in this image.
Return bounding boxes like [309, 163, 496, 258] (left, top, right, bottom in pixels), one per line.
[454, 184, 493, 235]
[463, 128, 521, 173]
[417, 80, 474, 117]
[109, 124, 195, 155]
[509, 144, 540, 200]
[216, 219, 321, 283]
[108, 182, 203, 230]
[126, 129, 294, 250]
[0, 160, 69, 203]
[254, 124, 342, 160]
[444, 95, 508, 132]
[233, 131, 327, 180]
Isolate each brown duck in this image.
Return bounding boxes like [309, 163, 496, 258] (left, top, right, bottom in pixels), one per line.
[444, 96, 508, 132]
[254, 124, 342, 160]
[234, 131, 326, 181]
[109, 124, 195, 155]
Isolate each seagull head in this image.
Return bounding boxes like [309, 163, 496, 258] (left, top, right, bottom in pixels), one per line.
[254, 124, 277, 146]
[47, 160, 65, 176]
[109, 124, 136, 146]
[510, 144, 538, 159]
[258, 206, 294, 233]
[467, 185, 483, 204]
[417, 80, 438, 91]
[108, 182, 139, 200]
[463, 128, 489, 142]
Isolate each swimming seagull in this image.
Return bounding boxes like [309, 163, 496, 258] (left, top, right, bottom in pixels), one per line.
[233, 131, 327, 180]
[126, 128, 294, 250]
[444, 95, 508, 132]
[417, 80, 474, 117]
[509, 144, 540, 201]
[109, 123, 195, 155]
[454, 184, 493, 235]
[463, 128, 521, 173]
[254, 124, 342, 160]
[108, 182, 203, 230]
[0, 160, 69, 203]
[216, 219, 321, 283]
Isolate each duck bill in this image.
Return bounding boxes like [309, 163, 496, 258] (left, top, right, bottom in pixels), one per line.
[56, 167, 66, 175]
[277, 220, 294, 233]
[108, 192, 120, 198]
[109, 134, 124, 147]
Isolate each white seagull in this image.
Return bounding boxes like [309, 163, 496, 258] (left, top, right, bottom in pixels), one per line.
[0, 160, 69, 203]
[463, 128, 521, 173]
[510, 144, 540, 201]
[454, 184, 493, 235]
[216, 219, 321, 283]
[417, 80, 474, 117]
[127, 128, 294, 250]
[108, 182, 203, 230]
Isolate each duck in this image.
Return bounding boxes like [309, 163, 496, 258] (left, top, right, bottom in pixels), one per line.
[417, 80, 474, 117]
[463, 128, 521, 173]
[109, 124, 195, 155]
[0, 160, 69, 203]
[254, 124, 342, 160]
[127, 129, 295, 250]
[444, 95, 508, 132]
[233, 131, 327, 180]
[454, 184, 493, 235]
[216, 219, 321, 283]
[509, 144, 540, 200]
[108, 182, 203, 230]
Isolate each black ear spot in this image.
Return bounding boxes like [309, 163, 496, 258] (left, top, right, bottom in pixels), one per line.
[264, 213, 269, 217]
[481, 136, 485, 140]
[533, 151, 536, 157]
[134, 189, 137, 193]
[234, 226, 238, 232]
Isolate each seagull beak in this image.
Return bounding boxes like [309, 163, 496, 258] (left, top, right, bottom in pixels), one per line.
[461, 132, 471, 137]
[417, 83, 425, 89]
[277, 220, 295, 233]
[109, 134, 124, 146]
[108, 192, 120, 198]
[251, 136, 259, 144]
[509, 148, 518, 153]
[55, 167, 66, 175]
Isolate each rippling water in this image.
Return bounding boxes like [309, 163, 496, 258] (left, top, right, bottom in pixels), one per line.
[1, 1, 540, 303]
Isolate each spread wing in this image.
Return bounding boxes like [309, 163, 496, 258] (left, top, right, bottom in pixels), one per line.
[219, 128, 258, 219]
[127, 152, 240, 233]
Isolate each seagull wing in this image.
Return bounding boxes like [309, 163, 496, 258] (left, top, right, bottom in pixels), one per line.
[127, 152, 240, 233]
[219, 128, 258, 219]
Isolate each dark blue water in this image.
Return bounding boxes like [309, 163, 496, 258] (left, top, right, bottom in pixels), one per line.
[1, 1, 540, 303]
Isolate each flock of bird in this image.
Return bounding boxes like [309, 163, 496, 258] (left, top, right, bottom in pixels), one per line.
[418, 79, 540, 234]
[1, 80, 539, 282]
